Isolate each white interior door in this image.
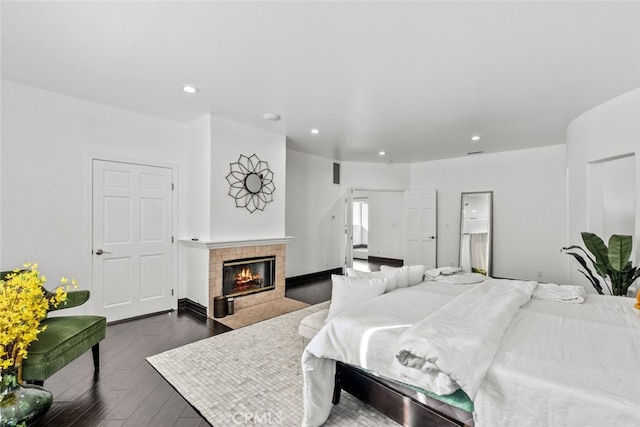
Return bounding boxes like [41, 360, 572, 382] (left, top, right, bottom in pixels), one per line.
[92, 160, 175, 322]
[344, 188, 354, 271]
[405, 190, 437, 269]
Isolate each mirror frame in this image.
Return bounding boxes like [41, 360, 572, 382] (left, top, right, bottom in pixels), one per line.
[459, 191, 493, 276]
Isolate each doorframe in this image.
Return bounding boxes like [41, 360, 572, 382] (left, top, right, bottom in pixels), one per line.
[344, 187, 407, 269]
[85, 153, 179, 315]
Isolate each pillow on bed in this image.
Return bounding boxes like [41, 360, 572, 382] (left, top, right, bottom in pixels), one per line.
[380, 265, 409, 288]
[326, 275, 387, 321]
[407, 265, 426, 286]
[380, 265, 426, 287]
[346, 267, 398, 292]
[425, 266, 463, 279]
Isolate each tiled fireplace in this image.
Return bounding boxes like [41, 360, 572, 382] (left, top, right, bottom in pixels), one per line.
[208, 240, 287, 317]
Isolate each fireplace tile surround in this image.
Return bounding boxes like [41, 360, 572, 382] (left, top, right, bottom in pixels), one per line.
[209, 243, 286, 314]
[181, 237, 292, 319]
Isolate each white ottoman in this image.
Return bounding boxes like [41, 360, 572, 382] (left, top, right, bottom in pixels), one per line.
[299, 308, 329, 346]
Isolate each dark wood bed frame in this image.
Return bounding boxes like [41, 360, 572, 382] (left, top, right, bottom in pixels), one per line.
[332, 361, 470, 427]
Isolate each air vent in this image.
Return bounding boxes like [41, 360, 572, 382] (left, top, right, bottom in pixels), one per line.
[333, 162, 340, 184]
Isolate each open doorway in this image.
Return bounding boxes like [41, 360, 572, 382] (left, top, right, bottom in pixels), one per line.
[353, 198, 369, 260]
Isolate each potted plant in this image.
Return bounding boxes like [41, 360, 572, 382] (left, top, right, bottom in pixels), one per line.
[563, 232, 640, 296]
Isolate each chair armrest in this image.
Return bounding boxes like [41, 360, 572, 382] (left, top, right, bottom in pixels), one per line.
[48, 290, 90, 311]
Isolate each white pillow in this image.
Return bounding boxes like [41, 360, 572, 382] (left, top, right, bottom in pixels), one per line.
[425, 267, 463, 278]
[346, 267, 398, 292]
[380, 265, 409, 288]
[327, 275, 387, 321]
[407, 265, 426, 286]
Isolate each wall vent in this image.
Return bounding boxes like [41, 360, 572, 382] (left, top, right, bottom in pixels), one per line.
[333, 162, 340, 184]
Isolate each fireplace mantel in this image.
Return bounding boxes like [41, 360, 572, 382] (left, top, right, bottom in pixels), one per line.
[180, 236, 293, 250]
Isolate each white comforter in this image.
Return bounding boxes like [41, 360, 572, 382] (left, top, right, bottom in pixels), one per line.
[475, 295, 640, 427]
[395, 279, 537, 399]
[302, 279, 640, 427]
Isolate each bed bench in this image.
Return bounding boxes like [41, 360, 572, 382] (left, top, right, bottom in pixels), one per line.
[298, 308, 329, 346]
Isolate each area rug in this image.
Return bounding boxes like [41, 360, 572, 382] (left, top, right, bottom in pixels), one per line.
[147, 302, 400, 427]
[215, 297, 309, 329]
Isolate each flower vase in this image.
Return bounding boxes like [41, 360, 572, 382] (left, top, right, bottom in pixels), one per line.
[0, 367, 52, 427]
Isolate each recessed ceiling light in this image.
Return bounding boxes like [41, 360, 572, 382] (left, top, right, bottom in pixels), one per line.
[311, 129, 320, 134]
[182, 85, 199, 94]
[471, 135, 481, 141]
[263, 113, 281, 121]
[378, 151, 386, 156]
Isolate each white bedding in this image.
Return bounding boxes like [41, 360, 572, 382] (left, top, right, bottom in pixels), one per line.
[474, 295, 640, 427]
[395, 279, 537, 399]
[302, 277, 640, 427]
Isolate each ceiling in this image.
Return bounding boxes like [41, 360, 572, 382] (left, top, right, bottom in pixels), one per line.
[2, 1, 639, 164]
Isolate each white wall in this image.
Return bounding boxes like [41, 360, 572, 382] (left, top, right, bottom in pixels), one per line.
[285, 150, 343, 277]
[1, 80, 190, 312]
[602, 155, 635, 239]
[410, 145, 567, 283]
[285, 155, 413, 277]
[178, 114, 212, 305]
[566, 88, 640, 289]
[343, 162, 410, 261]
[209, 115, 286, 241]
[353, 190, 404, 260]
[181, 115, 287, 304]
[341, 161, 410, 190]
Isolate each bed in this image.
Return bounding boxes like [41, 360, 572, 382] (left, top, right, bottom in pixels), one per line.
[301, 269, 640, 427]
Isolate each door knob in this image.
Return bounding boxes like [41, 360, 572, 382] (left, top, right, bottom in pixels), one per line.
[95, 249, 111, 255]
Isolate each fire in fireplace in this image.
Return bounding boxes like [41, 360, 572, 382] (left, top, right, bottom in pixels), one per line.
[223, 256, 276, 297]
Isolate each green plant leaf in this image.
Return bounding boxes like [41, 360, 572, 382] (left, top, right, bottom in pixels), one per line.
[564, 250, 604, 294]
[608, 234, 632, 272]
[581, 232, 611, 276]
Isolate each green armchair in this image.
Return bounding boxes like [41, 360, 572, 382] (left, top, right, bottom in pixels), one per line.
[1, 270, 107, 385]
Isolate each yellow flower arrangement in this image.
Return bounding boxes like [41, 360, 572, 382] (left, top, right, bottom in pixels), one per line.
[0, 263, 74, 371]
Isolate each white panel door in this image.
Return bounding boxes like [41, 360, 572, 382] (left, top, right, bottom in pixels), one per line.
[92, 160, 174, 322]
[404, 190, 437, 269]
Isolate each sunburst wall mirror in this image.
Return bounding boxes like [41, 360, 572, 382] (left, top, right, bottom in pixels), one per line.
[225, 154, 276, 213]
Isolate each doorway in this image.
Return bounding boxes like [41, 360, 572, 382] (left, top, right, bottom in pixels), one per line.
[353, 198, 369, 260]
[344, 189, 436, 270]
[92, 159, 176, 322]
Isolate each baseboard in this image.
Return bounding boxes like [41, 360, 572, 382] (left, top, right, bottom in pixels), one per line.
[107, 309, 173, 325]
[178, 298, 208, 323]
[367, 256, 403, 267]
[286, 267, 343, 288]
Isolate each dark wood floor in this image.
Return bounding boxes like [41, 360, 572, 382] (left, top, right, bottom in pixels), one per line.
[34, 275, 334, 426]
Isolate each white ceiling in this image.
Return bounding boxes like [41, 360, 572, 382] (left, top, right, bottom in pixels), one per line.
[2, 1, 639, 164]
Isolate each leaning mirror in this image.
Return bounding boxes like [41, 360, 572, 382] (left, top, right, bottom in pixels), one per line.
[459, 191, 493, 276]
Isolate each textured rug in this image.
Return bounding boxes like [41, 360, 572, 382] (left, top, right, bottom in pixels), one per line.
[215, 297, 309, 329]
[147, 302, 400, 427]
